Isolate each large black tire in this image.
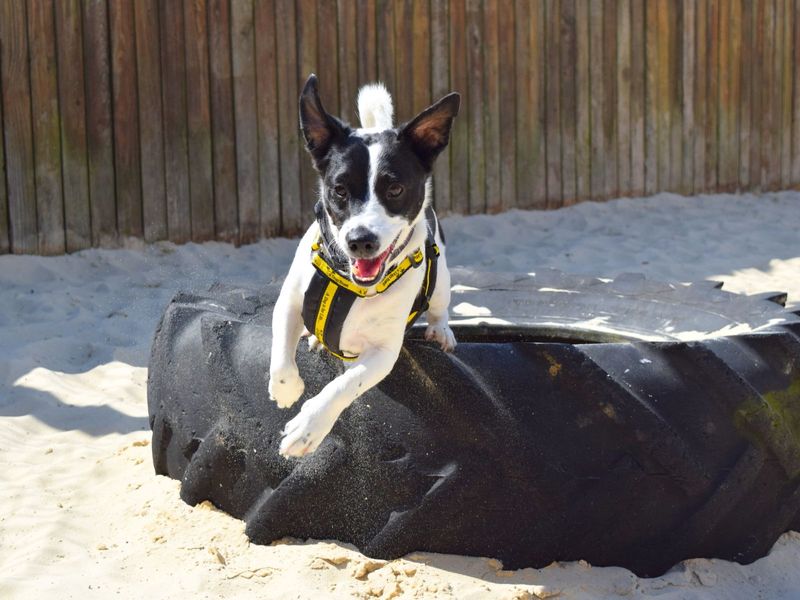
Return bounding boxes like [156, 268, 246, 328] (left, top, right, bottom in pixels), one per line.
[147, 269, 800, 577]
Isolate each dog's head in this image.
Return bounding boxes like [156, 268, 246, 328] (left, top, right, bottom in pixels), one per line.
[299, 74, 460, 286]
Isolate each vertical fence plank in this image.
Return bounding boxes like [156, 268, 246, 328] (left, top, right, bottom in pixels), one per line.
[377, 0, 396, 94]
[655, 0, 670, 191]
[729, 0, 744, 192]
[394, 0, 414, 122]
[667, 1, 681, 193]
[644, 0, 657, 194]
[765, 0, 781, 190]
[575, 0, 591, 201]
[1, 1, 38, 254]
[560, 0, 578, 206]
[449, 0, 469, 213]
[254, 0, 281, 237]
[761, 0, 780, 190]
[0, 66, 7, 254]
[531, 0, 546, 207]
[160, 0, 191, 244]
[680, 0, 695, 195]
[465, 0, 484, 213]
[718, 0, 740, 191]
[514, 0, 530, 210]
[616, 0, 631, 197]
[109, 0, 143, 240]
[83, 0, 117, 247]
[208, 0, 239, 242]
[515, 0, 546, 209]
[431, 0, 452, 213]
[769, 0, 781, 190]
[739, 0, 753, 189]
[356, 0, 377, 88]
[740, 0, 764, 189]
[780, 0, 793, 187]
[705, 0, 720, 191]
[497, 0, 516, 211]
[317, 0, 340, 119]
[603, 0, 618, 198]
[275, 0, 302, 235]
[669, 1, 684, 192]
[184, 0, 215, 241]
[483, 0, 501, 213]
[134, 0, 167, 242]
[55, 0, 91, 251]
[793, 0, 800, 187]
[412, 0, 431, 113]
[545, 0, 563, 208]
[28, 0, 66, 255]
[412, 0, 432, 114]
[749, 0, 765, 189]
[338, 0, 359, 124]
[693, 0, 707, 193]
[589, 0, 606, 198]
[231, 0, 260, 244]
[764, 0, 783, 190]
[310, 0, 337, 223]
[729, 0, 743, 192]
[629, 0, 644, 196]
[775, 0, 791, 188]
[296, 0, 319, 224]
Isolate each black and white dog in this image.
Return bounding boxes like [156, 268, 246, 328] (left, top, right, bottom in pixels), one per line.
[269, 75, 460, 457]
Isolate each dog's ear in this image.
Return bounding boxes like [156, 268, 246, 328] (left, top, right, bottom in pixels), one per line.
[299, 74, 347, 166]
[399, 92, 460, 170]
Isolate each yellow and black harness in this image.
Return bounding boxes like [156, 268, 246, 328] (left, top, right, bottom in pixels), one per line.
[302, 216, 439, 361]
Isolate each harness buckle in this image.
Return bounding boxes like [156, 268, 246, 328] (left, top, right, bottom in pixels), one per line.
[410, 248, 425, 267]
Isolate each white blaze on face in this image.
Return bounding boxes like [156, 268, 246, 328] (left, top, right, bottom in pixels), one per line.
[338, 142, 408, 257]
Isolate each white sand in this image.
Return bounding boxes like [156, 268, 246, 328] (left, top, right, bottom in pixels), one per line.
[1, 192, 799, 599]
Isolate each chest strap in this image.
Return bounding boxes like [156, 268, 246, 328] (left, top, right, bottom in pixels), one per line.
[302, 236, 439, 361]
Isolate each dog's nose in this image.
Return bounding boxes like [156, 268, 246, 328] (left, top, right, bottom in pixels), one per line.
[345, 227, 379, 257]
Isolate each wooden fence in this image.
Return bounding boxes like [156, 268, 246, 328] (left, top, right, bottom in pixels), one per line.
[1, 0, 799, 255]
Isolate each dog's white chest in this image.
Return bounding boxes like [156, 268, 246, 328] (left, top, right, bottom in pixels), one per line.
[336, 266, 425, 356]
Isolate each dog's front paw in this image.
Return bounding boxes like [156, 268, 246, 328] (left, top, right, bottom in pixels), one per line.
[425, 322, 457, 352]
[307, 334, 323, 352]
[279, 403, 336, 457]
[268, 365, 305, 408]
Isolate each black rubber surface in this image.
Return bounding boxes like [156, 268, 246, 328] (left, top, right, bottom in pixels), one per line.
[147, 270, 800, 577]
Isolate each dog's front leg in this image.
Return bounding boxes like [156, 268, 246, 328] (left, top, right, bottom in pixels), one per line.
[268, 279, 306, 408]
[424, 252, 457, 352]
[279, 345, 401, 457]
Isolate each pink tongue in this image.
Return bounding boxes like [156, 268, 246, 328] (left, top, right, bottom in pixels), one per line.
[353, 257, 382, 280]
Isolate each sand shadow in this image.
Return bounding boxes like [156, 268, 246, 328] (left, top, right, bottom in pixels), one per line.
[0, 384, 149, 436]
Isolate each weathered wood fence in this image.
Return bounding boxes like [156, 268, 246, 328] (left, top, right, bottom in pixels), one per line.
[1, 0, 799, 255]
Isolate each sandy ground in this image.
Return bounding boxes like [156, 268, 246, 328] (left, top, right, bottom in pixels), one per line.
[1, 192, 799, 599]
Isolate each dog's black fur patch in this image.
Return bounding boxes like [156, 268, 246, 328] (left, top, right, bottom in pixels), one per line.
[319, 138, 370, 228]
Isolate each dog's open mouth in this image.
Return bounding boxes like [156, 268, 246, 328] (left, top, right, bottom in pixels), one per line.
[351, 245, 393, 285]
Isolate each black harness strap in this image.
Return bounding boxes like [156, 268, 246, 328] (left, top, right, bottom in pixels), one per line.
[301, 264, 360, 360]
[406, 234, 439, 328]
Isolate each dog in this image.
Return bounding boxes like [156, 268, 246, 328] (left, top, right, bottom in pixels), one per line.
[268, 74, 461, 457]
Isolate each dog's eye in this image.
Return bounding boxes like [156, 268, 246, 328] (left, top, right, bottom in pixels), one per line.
[387, 183, 404, 199]
[333, 184, 348, 199]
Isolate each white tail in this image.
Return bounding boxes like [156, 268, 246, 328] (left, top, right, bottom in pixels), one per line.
[357, 83, 394, 130]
